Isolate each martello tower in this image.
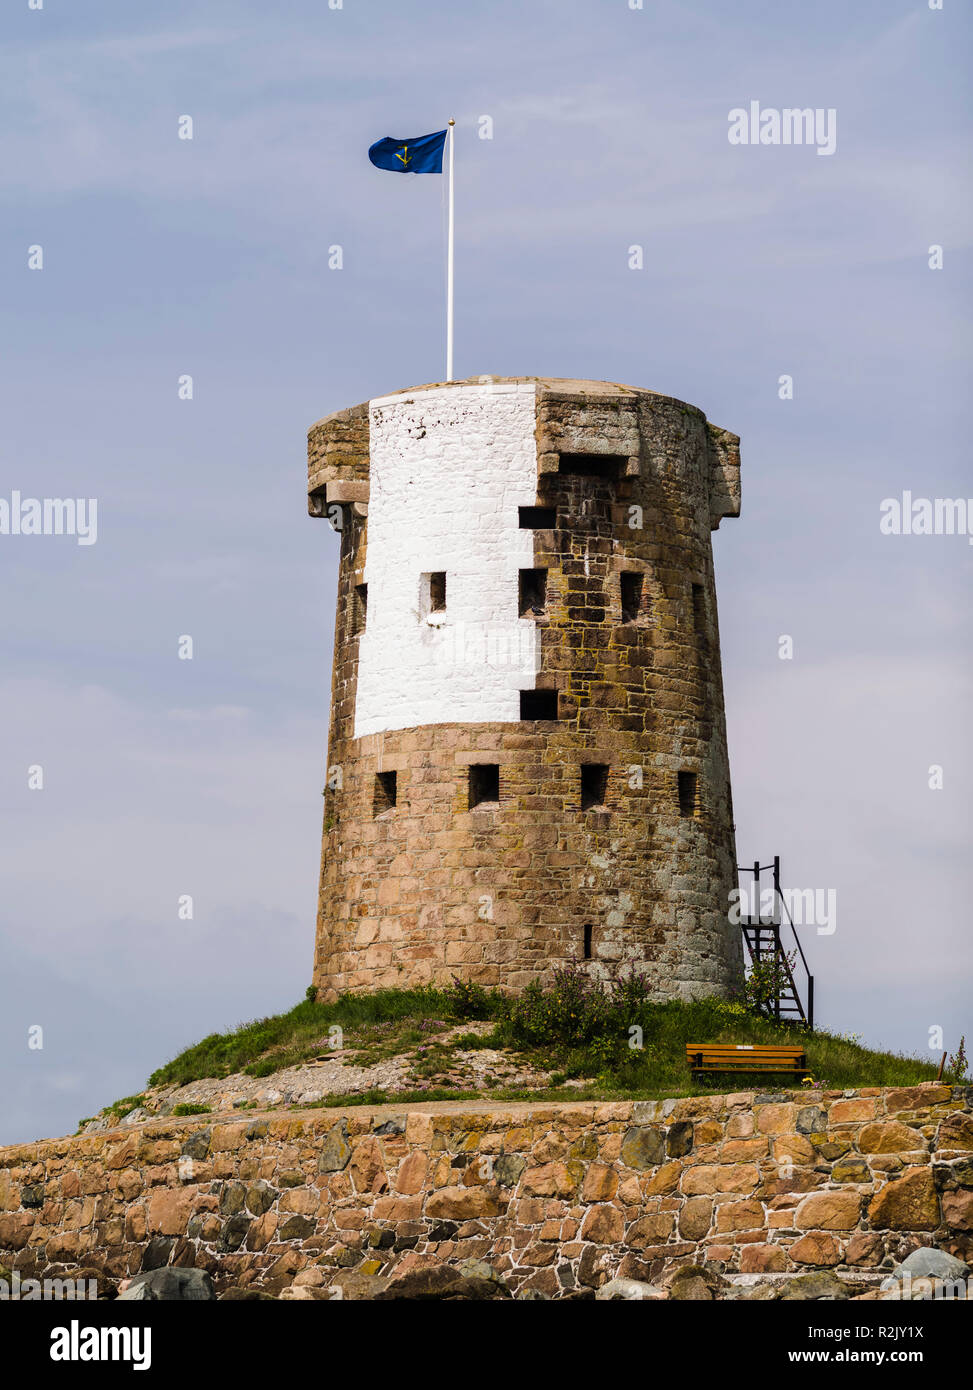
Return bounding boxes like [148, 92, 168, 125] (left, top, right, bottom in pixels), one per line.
[307, 377, 744, 1003]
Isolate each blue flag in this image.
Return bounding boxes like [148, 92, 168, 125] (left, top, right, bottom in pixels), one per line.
[368, 129, 447, 174]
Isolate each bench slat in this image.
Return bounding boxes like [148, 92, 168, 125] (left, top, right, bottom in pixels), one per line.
[685, 1041, 809, 1077]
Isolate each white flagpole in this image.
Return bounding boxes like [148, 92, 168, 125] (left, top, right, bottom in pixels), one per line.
[446, 118, 455, 382]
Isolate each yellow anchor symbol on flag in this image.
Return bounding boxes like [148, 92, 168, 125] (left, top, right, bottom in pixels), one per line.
[395, 145, 412, 168]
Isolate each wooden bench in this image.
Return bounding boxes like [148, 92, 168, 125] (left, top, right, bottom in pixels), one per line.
[686, 1043, 809, 1081]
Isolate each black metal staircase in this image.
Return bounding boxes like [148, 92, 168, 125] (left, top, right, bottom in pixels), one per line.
[738, 856, 814, 1030]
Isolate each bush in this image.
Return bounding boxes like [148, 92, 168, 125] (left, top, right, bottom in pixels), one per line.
[445, 976, 493, 1020]
[504, 962, 653, 1050]
[172, 1103, 211, 1116]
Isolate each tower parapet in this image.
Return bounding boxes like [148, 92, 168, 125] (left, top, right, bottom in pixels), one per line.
[308, 377, 743, 1001]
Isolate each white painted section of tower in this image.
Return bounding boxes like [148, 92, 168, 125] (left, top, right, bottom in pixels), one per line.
[354, 383, 540, 738]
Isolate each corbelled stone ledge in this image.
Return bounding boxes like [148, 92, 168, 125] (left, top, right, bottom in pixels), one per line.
[1, 1085, 970, 1298]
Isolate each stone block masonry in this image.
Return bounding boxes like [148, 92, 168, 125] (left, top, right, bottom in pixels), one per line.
[308, 378, 745, 1001]
[1, 1085, 970, 1298]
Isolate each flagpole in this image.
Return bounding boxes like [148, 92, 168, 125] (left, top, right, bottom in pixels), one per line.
[446, 119, 455, 382]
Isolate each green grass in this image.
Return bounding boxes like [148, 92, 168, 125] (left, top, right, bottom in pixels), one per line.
[148, 986, 493, 1088]
[145, 983, 948, 1102]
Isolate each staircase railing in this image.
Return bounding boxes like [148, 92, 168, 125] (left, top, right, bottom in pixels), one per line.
[737, 855, 814, 1031]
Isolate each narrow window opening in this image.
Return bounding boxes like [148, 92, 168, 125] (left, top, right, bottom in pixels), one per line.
[420, 571, 447, 623]
[520, 689, 558, 720]
[519, 505, 557, 529]
[557, 453, 625, 479]
[691, 583, 706, 638]
[373, 771, 397, 816]
[620, 572, 644, 623]
[429, 571, 446, 612]
[677, 771, 698, 818]
[581, 764, 609, 812]
[352, 583, 367, 636]
[519, 568, 548, 617]
[469, 763, 500, 809]
[583, 924, 593, 960]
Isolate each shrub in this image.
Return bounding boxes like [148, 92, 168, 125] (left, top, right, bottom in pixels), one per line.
[743, 950, 798, 1018]
[506, 962, 618, 1048]
[446, 976, 492, 1020]
[947, 1035, 969, 1083]
[172, 1103, 211, 1116]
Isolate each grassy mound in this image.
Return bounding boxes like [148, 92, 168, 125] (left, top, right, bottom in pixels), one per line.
[143, 970, 949, 1102]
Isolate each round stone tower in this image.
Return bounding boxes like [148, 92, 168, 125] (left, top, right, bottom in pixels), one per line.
[307, 377, 744, 1002]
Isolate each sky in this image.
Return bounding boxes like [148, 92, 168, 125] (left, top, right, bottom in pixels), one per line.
[0, 0, 970, 1144]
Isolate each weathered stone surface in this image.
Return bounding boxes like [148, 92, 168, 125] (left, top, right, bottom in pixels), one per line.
[678, 1196, 713, 1241]
[146, 1188, 194, 1237]
[317, 1121, 352, 1174]
[896, 1247, 969, 1281]
[219, 1182, 246, 1216]
[788, 1232, 843, 1266]
[329, 1269, 390, 1299]
[795, 1190, 862, 1231]
[219, 1214, 252, 1251]
[494, 1154, 527, 1188]
[795, 1107, 828, 1135]
[582, 1163, 617, 1202]
[245, 1181, 276, 1216]
[425, 1186, 503, 1220]
[885, 1085, 951, 1112]
[933, 1157, 973, 1191]
[739, 1243, 788, 1273]
[829, 1099, 876, 1123]
[394, 1151, 428, 1195]
[779, 1271, 851, 1300]
[580, 1205, 625, 1244]
[1, 1086, 969, 1302]
[942, 1189, 973, 1231]
[666, 1122, 693, 1158]
[119, 1268, 215, 1301]
[867, 1170, 940, 1231]
[939, 1115, 973, 1151]
[845, 1231, 884, 1267]
[181, 1128, 211, 1161]
[715, 1199, 764, 1234]
[596, 1277, 665, 1300]
[754, 1104, 797, 1135]
[625, 1213, 673, 1247]
[667, 1264, 722, 1301]
[376, 1265, 509, 1300]
[858, 1121, 926, 1154]
[829, 1158, 872, 1184]
[278, 1214, 315, 1241]
[681, 1164, 758, 1196]
[521, 1163, 576, 1197]
[620, 1127, 665, 1170]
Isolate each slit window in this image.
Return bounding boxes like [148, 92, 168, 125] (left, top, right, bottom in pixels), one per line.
[557, 453, 625, 479]
[420, 571, 447, 622]
[691, 583, 706, 637]
[621, 572, 644, 623]
[520, 689, 558, 720]
[583, 924, 593, 960]
[469, 763, 500, 809]
[677, 771, 698, 818]
[429, 572, 446, 612]
[353, 583, 367, 636]
[519, 506, 557, 529]
[519, 568, 547, 617]
[581, 764, 609, 811]
[373, 771, 397, 816]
